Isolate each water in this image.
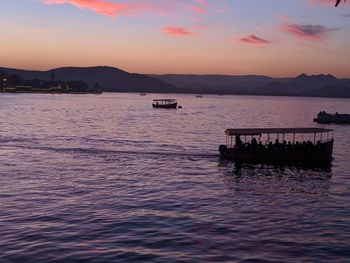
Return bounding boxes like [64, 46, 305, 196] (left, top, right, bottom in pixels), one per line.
[0, 93, 349, 262]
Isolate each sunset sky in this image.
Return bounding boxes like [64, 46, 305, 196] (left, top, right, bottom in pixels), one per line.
[0, 0, 349, 77]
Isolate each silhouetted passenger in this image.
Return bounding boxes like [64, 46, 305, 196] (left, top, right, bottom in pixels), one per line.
[306, 141, 314, 152]
[302, 142, 306, 151]
[316, 140, 321, 147]
[273, 139, 281, 152]
[235, 136, 243, 150]
[251, 137, 258, 150]
[281, 141, 287, 152]
[267, 141, 273, 150]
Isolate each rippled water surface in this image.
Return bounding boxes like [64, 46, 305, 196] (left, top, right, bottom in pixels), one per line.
[0, 93, 349, 262]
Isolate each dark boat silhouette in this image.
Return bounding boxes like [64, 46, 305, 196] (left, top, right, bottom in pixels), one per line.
[314, 111, 350, 124]
[152, 99, 178, 109]
[219, 128, 334, 165]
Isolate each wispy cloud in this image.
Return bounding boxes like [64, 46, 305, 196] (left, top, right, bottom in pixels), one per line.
[41, 0, 128, 17]
[237, 35, 271, 46]
[308, 0, 337, 6]
[189, 0, 209, 14]
[162, 26, 194, 36]
[299, 41, 334, 53]
[281, 23, 339, 41]
[41, 0, 215, 17]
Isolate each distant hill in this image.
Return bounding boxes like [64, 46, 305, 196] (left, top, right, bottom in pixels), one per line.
[0, 66, 178, 93]
[152, 73, 350, 98]
[255, 73, 350, 97]
[1, 66, 350, 98]
[313, 85, 350, 97]
[151, 74, 292, 94]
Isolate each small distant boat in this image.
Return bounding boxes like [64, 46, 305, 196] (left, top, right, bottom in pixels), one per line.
[314, 111, 350, 124]
[219, 128, 334, 165]
[152, 99, 178, 109]
[195, 95, 203, 98]
[139, 93, 147, 96]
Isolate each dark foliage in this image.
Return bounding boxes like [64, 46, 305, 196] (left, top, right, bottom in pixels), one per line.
[68, 80, 90, 92]
[7, 74, 22, 86]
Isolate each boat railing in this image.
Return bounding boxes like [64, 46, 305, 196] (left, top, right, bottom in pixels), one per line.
[224, 128, 334, 149]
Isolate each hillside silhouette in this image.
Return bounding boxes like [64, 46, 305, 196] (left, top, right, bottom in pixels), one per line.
[153, 73, 350, 98]
[0, 66, 178, 93]
[1, 66, 350, 98]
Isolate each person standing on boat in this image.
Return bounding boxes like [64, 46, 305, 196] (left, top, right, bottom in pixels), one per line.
[235, 136, 243, 150]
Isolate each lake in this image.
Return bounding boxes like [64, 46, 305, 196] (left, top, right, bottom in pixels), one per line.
[0, 93, 349, 262]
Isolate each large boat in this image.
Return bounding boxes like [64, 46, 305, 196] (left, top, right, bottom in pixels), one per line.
[314, 111, 350, 124]
[219, 128, 334, 165]
[152, 99, 178, 109]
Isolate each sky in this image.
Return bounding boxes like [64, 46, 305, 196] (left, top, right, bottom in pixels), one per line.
[0, 0, 349, 77]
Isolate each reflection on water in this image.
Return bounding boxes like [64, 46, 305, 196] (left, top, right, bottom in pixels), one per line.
[220, 159, 333, 179]
[219, 159, 333, 195]
[0, 93, 349, 262]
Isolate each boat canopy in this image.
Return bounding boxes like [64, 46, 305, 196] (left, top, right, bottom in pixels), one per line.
[225, 128, 333, 136]
[153, 99, 177, 102]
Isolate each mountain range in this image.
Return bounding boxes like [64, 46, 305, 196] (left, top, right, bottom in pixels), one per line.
[1, 66, 350, 98]
[0, 66, 178, 93]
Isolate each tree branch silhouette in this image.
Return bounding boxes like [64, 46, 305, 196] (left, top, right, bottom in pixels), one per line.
[336, 0, 346, 7]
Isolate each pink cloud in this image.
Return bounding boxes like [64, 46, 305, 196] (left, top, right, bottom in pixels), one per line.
[309, 0, 334, 6]
[189, 0, 209, 14]
[41, 0, 215, 17]
[162, 26, 194, 36]
[42, 0, 128, 17]
[281, 23, 339, 41]
[238, 35, 271, 45]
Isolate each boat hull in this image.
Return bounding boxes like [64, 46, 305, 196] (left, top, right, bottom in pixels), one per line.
[219, 140, 334, 165]
[314, 117, 350, 124]
[314, 112, 350, 124]
[152, 102, 178, 109]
